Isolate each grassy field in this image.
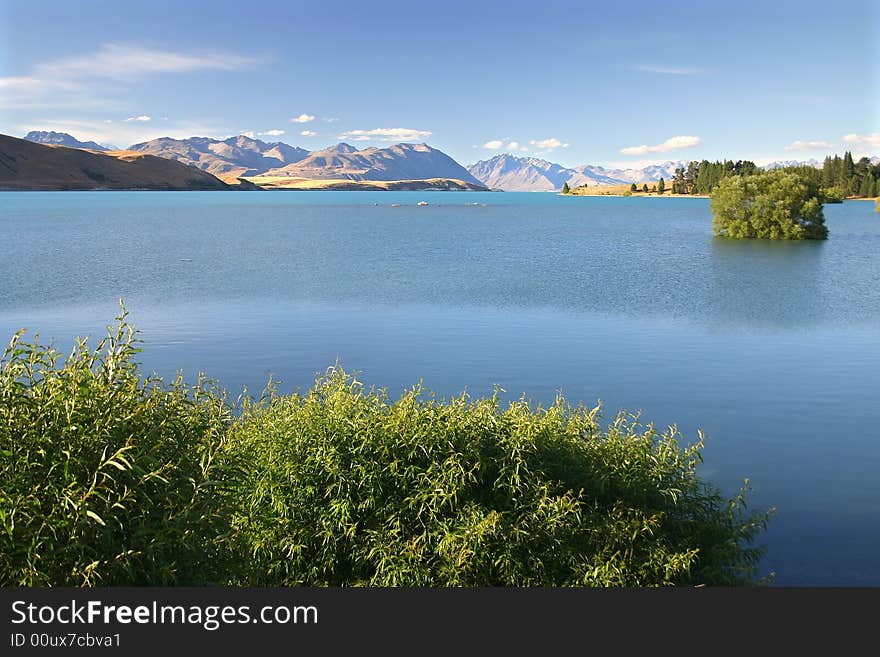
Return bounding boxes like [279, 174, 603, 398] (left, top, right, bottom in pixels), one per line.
[567, 182, 706, 197]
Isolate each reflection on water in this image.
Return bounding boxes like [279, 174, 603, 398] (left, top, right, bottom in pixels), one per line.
[708, 236, 827, 328]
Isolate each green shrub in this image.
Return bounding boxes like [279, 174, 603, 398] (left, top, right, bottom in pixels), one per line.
[228, 368, 772, 586]
[0, 307, 235, 585]
[1, 312, 774, 587]
[820, 186, 846, 204]
[710, 170, 828, 240]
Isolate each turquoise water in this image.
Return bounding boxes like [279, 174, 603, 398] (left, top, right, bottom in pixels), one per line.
[2, 191, 879, 585]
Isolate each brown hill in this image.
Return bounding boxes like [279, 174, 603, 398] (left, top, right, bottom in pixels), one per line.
[0, 134, 240, 190]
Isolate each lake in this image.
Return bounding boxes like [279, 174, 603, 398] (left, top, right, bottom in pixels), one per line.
[2, 190, 878, 585]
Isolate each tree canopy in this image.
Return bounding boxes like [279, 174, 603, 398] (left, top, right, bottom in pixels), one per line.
[710, 170, 828, 240]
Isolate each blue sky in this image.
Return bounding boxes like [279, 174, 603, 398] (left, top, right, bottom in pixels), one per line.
[1, 0, 877, 167]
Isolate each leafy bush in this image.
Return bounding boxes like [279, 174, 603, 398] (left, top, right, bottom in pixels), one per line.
[1, 312, 774, 586]
[0, 307, 235, 585]
[228, 368, 772, 586]
[710, 170, 828, 240]
[820, 186, 846, 203]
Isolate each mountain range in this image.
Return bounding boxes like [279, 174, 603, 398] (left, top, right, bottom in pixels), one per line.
[1, 134, 243, 190]
[257, 142, 483, 184]
[25, 130, 111, 152]
[127, 135, 310, 181]
[465, 154, 687, 191]
[124, 136, 482, 185]
[19, 131, 878, 192]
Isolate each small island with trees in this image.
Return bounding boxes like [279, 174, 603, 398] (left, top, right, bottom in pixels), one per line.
[710, 170, 828, 240]
[561, 150, 880, 240]
[562, 151, 879, 202]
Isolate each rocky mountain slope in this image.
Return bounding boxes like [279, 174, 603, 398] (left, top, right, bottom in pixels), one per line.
[467, 154, 685, 191]
[260, 142, 483, 184]
[24, 130, 110, 151]
[127, 135, 310, 182]
[0, 134, 239, 190]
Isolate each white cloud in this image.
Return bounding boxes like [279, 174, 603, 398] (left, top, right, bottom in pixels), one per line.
[635, 65, 704, 75]
[241, 131, 255, 138]
[620, 135, 701, 155]
[300, 130, 318, 137]
[785, 140, 834, 151]
[258, 129, 285, 137]
[323, 117, 340, 123]
[483, 140, 504, 149]
[530, 138, 567, 151]
[291, 113, 316, 124]
[124, 115, 151, 122]
[842, 133, 880, 147]
[338, 127, 432, 143]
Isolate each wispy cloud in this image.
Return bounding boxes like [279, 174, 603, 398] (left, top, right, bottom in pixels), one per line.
[291, 113, 316, 124]
[507, 141, 528, 152]
[785, 139, 834, 151]
[530, 138, 569, 152]
[1, 42, 259, 110]
[635, 65, 704, 75]
[49, 43, 257, 80]
[258, 129, 285, 137]
[124, 115, 151, 122]
[300, 130, 318, 137]
[843, 132, 880, 147]
[338, 127, 432, 143]
[621, 135, 700, 155]
[483, 140, 504, 149]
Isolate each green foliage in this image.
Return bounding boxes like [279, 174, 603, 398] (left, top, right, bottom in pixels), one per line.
[630, 182, 638, 192]
[710, 170, 828, 240]
[657, 177, 665, 194]
[642, 183, 649, 193]
[0, 306, 235, 586]
[561, 182, 570, 194]
[859, 173, 875, 198]
[1, 314, 774, 587]
[820, 186, 846, 204]
[229, 367, 773, 586]
[815, 152, 879, 198]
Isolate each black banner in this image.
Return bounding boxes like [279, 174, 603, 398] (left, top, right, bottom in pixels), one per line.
[1, 587, 875, 653]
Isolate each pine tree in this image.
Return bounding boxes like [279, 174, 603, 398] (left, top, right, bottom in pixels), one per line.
[657, 177, 665, 194]
[561, 182, 570, 194]
[642, 183, 649, 193]
[860, 173, 875, 197]
[630, 182, 637, 192]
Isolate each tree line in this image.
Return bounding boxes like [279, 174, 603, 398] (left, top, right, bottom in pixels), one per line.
[667, 152, 879, 199]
